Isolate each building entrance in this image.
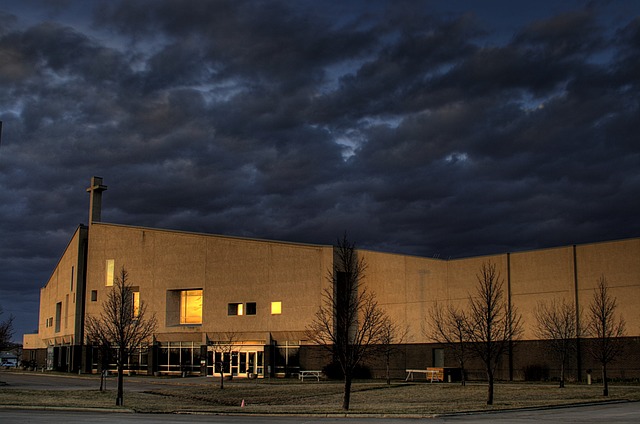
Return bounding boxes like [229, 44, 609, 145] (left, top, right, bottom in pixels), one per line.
[206, 346, 264, 378]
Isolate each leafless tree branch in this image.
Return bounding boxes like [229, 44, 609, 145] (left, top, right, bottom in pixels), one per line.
[85, 267, 157, 405]
[534, 298, 578, 388]
[585, 275, 626, 396]
[305, 233, 389, 410]
[464, 262, 523, 405]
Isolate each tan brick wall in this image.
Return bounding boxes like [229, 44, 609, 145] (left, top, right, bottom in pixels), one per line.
[37, 226, 85, 345]
[26, 218, 640, 378]
[84, 223, 333, 337]
[510, 246, 576, 340]
[576, 239, 640, 336]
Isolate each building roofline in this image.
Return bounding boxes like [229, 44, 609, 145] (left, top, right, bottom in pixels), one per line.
[91, 221, 334, 250]
[356, 235, 640, 262]
[41, 221, 640, 288]
[447, 235, 640, 261]
[42, 224, 87, 289]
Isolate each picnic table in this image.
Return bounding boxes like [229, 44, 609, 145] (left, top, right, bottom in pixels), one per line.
[298, 370, 322, 381]
[405, 368, 443, 382]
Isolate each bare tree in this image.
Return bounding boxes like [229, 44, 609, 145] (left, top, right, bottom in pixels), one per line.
[306, 234, 388, 410]
[0, 305, 14, 349]
[209, 332, 238, 389]
[585, 276, 626, 396]
[85, 267, 157, 406]
[534, 299, 578, 388]
[464, 262, 523, 405]
[428, 302, 470, 386]
[378, 317, 409, 385]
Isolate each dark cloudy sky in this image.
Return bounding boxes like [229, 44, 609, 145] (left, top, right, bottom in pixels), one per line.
[1, 0, 640, 341]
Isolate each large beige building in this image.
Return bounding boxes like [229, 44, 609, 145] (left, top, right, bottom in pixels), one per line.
[23, 177, 640, 381]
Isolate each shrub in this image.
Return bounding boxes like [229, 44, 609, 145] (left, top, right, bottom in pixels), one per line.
[322, 362, 372, 379]
[523, 364, 550, 381]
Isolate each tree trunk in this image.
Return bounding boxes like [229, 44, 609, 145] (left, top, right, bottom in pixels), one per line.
[559, 360, 565, 388]
[602, 364, 608, 396]
[219, 363, 224, 389]
[486, 370, 494, 405]
[342, 374, 352, 410]
[460, 361, 466, 386]
[116, 347, 124, 406]
[386, 358, 391, 386]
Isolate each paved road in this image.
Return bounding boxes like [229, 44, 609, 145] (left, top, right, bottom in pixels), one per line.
[1, 402, 639, 423]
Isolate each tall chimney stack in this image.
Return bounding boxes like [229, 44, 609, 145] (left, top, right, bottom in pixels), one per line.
[86, 176, 107, 224]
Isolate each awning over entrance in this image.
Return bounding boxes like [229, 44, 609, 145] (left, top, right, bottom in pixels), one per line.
[206, 331, 269, 345]
[46, 335, 74, 346]
[270, 331, 308, 344]
[154, 332, 203, 343]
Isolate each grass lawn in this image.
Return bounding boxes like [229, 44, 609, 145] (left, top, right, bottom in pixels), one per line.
[2, 377, 640, 415]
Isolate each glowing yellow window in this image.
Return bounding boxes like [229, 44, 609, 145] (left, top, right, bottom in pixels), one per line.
[228, 303, 243, 316]
[180, 290, 203, 324]
[105, 259, 114, 286]
[271, 301, 282, 315]
[132, 291, 140, 317]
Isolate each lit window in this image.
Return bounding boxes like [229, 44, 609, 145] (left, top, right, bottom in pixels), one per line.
[132, 291, 140, 317]
[228, 303, 243, 316]
[180, 290, 203, 324]
[246, 302, 256, 315]
[271, 301, 282, 315]
[105, 259, 114, 286]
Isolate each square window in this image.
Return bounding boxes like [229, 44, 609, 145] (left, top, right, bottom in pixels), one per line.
[246, 302, 256, 315]
[228, 303, 243, 316]
[180, 290, 203, 324]
[271, 301, 282, 315]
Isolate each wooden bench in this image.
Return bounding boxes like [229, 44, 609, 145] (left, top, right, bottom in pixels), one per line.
[298, 370, 322, 382]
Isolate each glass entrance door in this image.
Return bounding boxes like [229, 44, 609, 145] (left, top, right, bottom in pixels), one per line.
[206, 347, 264, 378]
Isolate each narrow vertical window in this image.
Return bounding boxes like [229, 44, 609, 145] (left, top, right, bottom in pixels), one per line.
[105, 259, 114, 286]
[132, 291, 140, 317]
[90, 290, 98, 302]
[180, 290, 203, 324]
[70, 266, 74, 291]
[64, 294, 69, 329]
[55, 302, 62, 332]
[271, 301, 282, 315]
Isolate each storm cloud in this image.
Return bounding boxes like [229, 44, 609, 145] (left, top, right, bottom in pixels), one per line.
[1, 0, 639, 340]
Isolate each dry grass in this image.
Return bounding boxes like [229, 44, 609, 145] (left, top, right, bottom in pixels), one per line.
[2, 379, 640, 415]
